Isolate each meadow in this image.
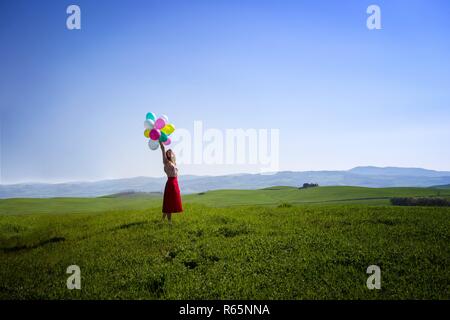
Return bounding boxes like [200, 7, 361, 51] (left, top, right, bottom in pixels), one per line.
[0, 186, 449, 299]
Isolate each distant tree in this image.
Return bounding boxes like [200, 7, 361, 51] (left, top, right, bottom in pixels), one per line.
[390, 197, 450, 207]
[300, 183, 319, 189]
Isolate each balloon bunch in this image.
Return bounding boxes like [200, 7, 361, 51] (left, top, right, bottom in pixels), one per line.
[144, 112, 176, 150]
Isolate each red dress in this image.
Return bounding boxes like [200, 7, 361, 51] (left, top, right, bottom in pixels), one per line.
[162, 161, 183, 213]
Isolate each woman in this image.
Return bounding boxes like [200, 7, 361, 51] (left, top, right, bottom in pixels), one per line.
[159, 141, 183, 223]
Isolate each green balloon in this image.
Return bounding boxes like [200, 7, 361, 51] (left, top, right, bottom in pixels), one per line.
[146, 112, 156, 121]
[159, 131, 168, 142]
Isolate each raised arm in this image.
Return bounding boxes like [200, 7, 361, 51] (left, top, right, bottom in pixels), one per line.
[159, 141, 167, 163]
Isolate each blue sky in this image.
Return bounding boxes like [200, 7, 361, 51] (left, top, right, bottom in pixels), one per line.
[1, 0, 450, 183]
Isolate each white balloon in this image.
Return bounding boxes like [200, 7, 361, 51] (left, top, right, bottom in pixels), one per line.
[148, 139, 159, 150]
[144, 120, 154, 129]
[160, 114, 169, 123]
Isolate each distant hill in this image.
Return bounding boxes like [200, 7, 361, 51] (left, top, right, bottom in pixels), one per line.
[0, 176, 166, 198]
[2, 186, 449, 215]
[349, 166, 450, 177]
[431, 184, 450, 189]
[101, 191, 162, 198]
[1, 166, 450, 198]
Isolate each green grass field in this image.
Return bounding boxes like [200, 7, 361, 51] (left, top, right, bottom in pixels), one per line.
[0, 186, 449, 299]
[185, 186, 450, 206]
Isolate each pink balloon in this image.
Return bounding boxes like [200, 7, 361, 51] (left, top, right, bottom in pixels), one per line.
[163, 138, 171, 145]
[150, 129, 161, 140]
[155, 118, 166, 130]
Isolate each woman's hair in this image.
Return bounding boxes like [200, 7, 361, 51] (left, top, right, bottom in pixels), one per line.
[166, 149, 176, 165]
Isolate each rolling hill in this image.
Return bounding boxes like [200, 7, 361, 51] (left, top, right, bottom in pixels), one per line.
[0, 187, 449, 299]
[184, 186, 450, 207]
[2, 166, 450, 198]
[432, 184, 450, 189]
[1, 186, 449, 214]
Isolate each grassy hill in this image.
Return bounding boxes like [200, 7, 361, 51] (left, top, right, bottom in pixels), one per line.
[0, 195, 161, 215]
[185, 186, 450, 207]
[0, 186, 449, 299]
[1, 186, 449, 215]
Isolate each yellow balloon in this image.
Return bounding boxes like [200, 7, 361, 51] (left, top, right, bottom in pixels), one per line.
[144, 129, 150, 138]
[161, 123, 175, 135]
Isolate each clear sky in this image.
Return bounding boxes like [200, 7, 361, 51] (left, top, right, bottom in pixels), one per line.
[1, 0, 450, 183]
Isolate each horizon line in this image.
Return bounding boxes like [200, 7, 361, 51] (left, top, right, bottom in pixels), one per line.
[1, 165, 450, 186]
